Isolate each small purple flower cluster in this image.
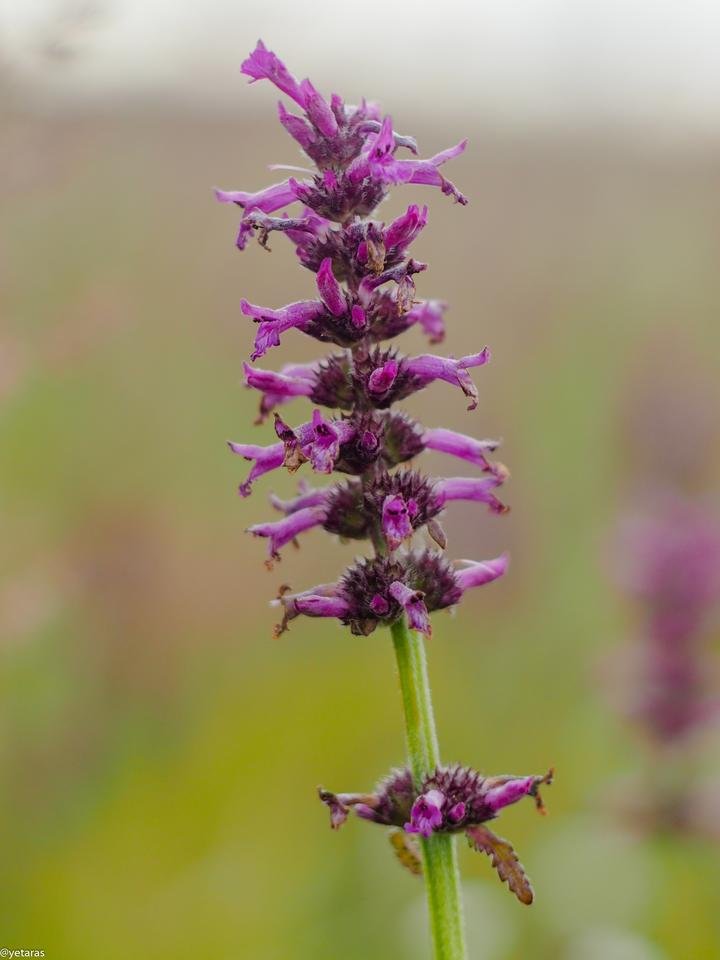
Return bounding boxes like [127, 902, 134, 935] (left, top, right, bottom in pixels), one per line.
[615, 497, 720, 744]
[219, 41, 510, 639]
[320, 765, 553, 903]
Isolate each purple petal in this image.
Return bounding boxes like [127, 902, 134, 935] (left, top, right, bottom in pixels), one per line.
[368, 359, 399, 396]
[370, 594, 390, 616]
[240, 298, 326, 360]
[316, 257, 346, 317]
[318, 789, 350, 829]
[404, 350, 490, 410]
[404, 300, 447, 344]
[357, 120, 418, 155]
[350, 305, 367, 329]
[271, 581, 346, 636]
[404, 789, 445, 837]
[389, 581, 431, 636]
[367, 139, 468, 203]
[248, 505, 326, 560]
[435, 476, 508, 515]
[454, 555, 510, 594]
[423, 427, 500, 471]
[293, 593, 351, 619]
[299, 78, 338, 138]
[270, 482, 330, 515]
[296, 409, 356, 474]
[214, 179, 299, 213]
[484, 775, 545, 815]
[227, 440, 285, 496]
[250, 361, 318, 423]
[277, 101, 316, 149]
[240, 40, 306, 107]
[384, 203, 428, 250]
[243, 361, 315, 401]
[382, 494, 414, 550]
[367, 115, 395, 161]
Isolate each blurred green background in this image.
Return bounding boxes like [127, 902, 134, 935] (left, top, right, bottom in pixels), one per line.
[2, 5, 720, 958]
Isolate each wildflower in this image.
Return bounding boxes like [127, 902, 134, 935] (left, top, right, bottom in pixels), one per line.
[217, 42, 543, 955]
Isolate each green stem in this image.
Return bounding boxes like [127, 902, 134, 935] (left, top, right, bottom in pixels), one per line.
[391, 617, 467, 960]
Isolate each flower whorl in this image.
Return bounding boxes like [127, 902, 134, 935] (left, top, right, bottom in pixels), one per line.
[220, 40, 509, 637]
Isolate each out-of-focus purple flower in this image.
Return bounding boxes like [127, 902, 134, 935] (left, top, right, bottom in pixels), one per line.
[611, 498, 720, 744]
[405, 299, 447, 344]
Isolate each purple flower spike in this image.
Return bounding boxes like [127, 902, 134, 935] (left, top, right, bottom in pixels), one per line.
[248, 505, 327, 562]
[389, 581, 431, 636]
[382, 494, 414, 549]
[220, 41, 551, 928]
[221, 42, 512, 645]
[405, 789, 446, 837]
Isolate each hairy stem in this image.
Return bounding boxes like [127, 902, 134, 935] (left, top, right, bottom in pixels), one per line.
[391, 617, 467, 960]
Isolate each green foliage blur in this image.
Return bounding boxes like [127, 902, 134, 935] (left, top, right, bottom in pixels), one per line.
[2, 91, 719, 959]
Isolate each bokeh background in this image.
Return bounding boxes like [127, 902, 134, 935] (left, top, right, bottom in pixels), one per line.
[2, 2, 720, 958]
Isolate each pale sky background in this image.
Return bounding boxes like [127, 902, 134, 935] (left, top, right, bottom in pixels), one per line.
[3, 0, 720, 130]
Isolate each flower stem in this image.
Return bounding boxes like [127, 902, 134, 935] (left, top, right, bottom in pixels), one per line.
[390, 617, 467, 960]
